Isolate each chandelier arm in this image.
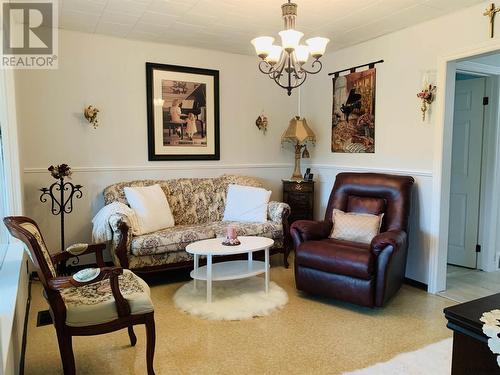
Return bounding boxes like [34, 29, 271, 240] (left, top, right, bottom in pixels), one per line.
[299, 59, 323, 75]
[258, 60, 277, 75]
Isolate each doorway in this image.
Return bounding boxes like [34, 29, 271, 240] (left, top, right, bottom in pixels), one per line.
[439, 52, 500, 302]
[447, 74, 486, 269]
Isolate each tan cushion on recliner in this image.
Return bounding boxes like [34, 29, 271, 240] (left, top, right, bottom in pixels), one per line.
[59, 269, 153, 327]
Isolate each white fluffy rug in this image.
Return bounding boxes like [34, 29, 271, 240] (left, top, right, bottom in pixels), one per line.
[173, 277, 288, 320]
[343, 338, 452, 375]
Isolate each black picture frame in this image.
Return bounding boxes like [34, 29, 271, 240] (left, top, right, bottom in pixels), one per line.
[146, 62, 220, 161]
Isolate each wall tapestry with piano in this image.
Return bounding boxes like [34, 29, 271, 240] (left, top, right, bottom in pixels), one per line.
[146, 62, 220, 160]
[331, 66, 377, 153]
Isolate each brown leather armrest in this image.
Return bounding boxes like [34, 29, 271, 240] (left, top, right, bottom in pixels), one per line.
[290, 220, 332, 248]
[370, 230, 407, 256]
[51, 243, 107, 268]
[48, 267, 131, 317]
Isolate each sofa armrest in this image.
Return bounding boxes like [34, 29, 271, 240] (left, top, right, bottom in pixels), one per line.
[371, 230, 407, 256]
[290, 220, 332, 248]
[108, 213, 132, 268]
[268, 201, 291, 223]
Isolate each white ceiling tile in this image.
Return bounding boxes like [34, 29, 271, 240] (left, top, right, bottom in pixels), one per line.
[105, 0, 151, 17]
[61, 0, 106, 14]
[99, 11, 141, 25]
[132, 22, 172, 35]
[95, 22, 132, 37]
[148, 0, 196, 14]
[58, 0, 486, 55]
[139, 11, 179, 25]
[59, 9, 99, 32]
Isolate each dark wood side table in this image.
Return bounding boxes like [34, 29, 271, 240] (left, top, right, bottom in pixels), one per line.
[282, 180, 314, 267]
[444, 293, 500, 374]
[282, 180, 315, 224]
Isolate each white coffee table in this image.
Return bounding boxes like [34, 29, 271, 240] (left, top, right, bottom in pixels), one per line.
[185, 236, 274, 303]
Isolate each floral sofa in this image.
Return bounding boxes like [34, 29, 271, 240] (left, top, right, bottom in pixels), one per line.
[103, 175, 291, 273]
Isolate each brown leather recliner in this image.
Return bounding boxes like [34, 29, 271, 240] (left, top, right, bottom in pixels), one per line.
[290, 173, 414, 307]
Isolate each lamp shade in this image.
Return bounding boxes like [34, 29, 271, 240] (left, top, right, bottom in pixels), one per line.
[251, 36, 274, 58]
[306, 37, 330, 58]
[294, 45, 309, 64]
[281, 116, 316, 144]
[266, 45, 283, 65]
[279, 29, 304, 52]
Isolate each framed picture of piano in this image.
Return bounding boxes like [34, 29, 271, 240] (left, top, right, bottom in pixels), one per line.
[331, 68, 376, 153]
[146, 62, 220, 160]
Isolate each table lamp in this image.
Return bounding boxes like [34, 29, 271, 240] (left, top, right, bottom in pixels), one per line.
[281, 116, 316, 181]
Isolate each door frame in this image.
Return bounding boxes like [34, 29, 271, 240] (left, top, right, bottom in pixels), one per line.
[429, 40, 500, 293]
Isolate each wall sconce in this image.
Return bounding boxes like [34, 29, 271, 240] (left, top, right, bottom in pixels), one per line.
[84, 105, 99, 128]
[417, 71, 437, 121]
[417, 84, 436, 121]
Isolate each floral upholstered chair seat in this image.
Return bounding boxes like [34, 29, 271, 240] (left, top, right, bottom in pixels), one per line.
[60, 269, 154, 327]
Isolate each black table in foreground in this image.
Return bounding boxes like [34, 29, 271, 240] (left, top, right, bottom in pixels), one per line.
[444, 293, 500, 374]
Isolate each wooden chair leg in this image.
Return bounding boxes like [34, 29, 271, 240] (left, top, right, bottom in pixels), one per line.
[128, 326, 137, 346]
[55, 328, 76, 375]
[145, 314, 156, 375]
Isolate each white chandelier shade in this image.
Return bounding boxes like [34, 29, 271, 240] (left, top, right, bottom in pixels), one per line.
[250, 1, 330, 96]
[306, 37, 330, 58]
[278, 29, 304, 51]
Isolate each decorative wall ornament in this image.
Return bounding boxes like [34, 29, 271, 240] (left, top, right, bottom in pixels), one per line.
[255, 112, 268, 134]
[40, 164, 83, 274]
[417, 83, 436, 121]
[84, 105, 99, 128]
[250, 0, 329, 96]
[480, 309, 500, 367]
[484, 3, 500, 38]
[146, 62, 220, 161]
[330, 62, 380, 153]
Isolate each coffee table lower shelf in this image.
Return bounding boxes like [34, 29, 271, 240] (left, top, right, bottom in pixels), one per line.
[190, 260, 266, 281]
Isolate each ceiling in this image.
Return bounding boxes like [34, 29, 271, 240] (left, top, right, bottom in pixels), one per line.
[468, 53, 500, 67]
[58, 0, 484, 55]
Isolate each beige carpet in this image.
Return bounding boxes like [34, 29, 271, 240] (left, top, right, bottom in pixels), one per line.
[24, 255, 453, 374]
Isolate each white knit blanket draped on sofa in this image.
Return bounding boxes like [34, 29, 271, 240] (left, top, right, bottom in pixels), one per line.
[91, 202, 138, 243]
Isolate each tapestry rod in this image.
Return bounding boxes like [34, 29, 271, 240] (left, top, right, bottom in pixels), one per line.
[328, 59, 384, 77]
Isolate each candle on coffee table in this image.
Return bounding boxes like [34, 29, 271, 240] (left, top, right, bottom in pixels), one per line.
[226, 226, 237, 240]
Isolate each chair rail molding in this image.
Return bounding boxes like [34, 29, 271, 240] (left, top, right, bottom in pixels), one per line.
[23, 163, 294, 174]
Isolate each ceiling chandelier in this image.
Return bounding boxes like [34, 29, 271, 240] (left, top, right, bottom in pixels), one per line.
[251, 0, 329, 96]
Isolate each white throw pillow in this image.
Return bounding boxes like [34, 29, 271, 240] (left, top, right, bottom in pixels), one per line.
[124, 184, 175, 235]
[223, 184, 272, 223]
[329, 209, 383, 244]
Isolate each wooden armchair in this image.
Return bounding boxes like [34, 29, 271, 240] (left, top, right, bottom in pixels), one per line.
[3, 216, 156, 375]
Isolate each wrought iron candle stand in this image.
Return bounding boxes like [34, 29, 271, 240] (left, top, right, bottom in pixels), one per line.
[40, 178, 83, 274]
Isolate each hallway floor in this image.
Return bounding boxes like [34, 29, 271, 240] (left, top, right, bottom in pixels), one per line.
[438, 265, 500, 302]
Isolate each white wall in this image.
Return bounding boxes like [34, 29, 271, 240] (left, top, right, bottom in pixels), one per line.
[16, 29, 296, 251]
[302, 0, 497, 284]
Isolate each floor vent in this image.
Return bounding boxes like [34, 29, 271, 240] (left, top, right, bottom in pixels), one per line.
[36, 310, 52, 327]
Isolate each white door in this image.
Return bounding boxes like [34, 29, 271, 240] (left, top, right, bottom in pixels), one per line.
[447, 77, 486, 268]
